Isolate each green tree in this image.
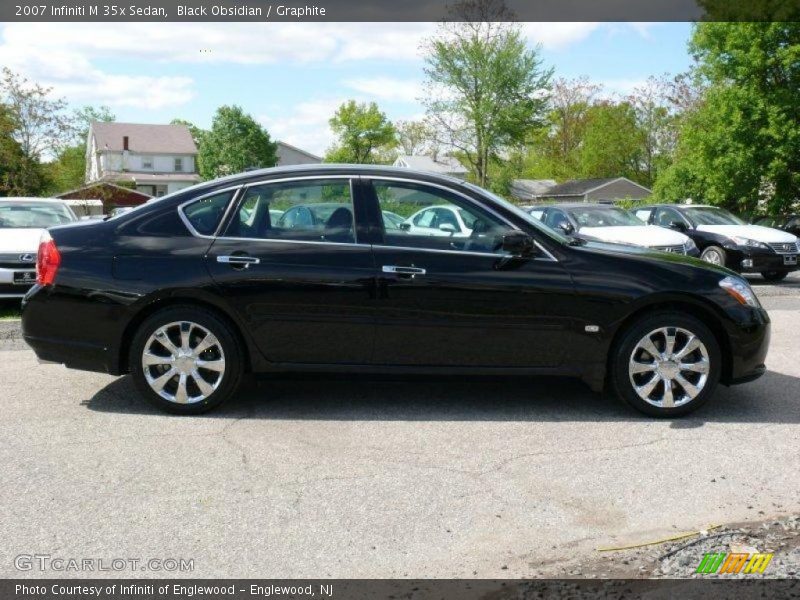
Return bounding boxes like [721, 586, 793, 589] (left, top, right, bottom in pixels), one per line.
[71, 105, 115, 146]
[325, 100, 397, 164]
[395, 119, 435, 156]
[197, 105, 278, 180]
[579, 102, 646, 184]
[422, 0, 552, 186]
[0, 104, 43, 195]
[0, 68, 72, 160]
[655, 23, 800, 213]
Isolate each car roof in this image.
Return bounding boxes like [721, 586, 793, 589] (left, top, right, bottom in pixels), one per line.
[206, 164, 469, 188]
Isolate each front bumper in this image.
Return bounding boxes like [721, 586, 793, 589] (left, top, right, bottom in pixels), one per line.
[0, 266, 36, 298]
[724, 307, 770, 385]
[725, 246, 799, 273]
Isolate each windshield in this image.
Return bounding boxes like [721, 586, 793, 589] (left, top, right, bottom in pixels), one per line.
[463, 183, 570, 244]
[569, 206, 644, 228]
[0, 203, 75, 228]
[684, 207, 745, 225]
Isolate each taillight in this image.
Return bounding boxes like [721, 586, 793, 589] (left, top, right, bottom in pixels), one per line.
[36, 231, 61, 286]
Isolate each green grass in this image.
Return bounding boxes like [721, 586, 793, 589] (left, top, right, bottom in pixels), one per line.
[0, 304, 22, 320]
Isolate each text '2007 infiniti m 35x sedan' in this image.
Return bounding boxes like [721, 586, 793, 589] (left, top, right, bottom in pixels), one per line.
[22, 165, 770, 417]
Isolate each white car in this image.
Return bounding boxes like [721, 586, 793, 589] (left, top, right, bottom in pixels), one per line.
[401, 205, 476, 237]
[532, 203, 698, 255]
[0, 198, 78, 298]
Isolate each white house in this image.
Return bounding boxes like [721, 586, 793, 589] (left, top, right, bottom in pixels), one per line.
[393, 155, 469, 179]
[86, 122, 201, 197]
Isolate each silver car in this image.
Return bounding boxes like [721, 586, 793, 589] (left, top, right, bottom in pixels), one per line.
[0, 198, 78, 299]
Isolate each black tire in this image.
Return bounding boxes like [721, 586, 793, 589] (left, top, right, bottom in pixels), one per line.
[129, 305, 244, 415]
[610, 311, 721, 418]
[700, 245, 727, 268]
[761, 271, 789, 282]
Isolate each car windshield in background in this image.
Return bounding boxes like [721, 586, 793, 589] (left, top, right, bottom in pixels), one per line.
[684, 207, 745, 225]
[0, 203, 75, 228]
[570, 207, 643, 228]
[464, 183, 570, 244]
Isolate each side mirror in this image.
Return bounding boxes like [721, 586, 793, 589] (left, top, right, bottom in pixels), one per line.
[669, 220, 688, 232]
[399, 222, 411, 231]
[439, 223, 457, 234]
[557, 221, 574, 235]
[501, 230, 535, 257]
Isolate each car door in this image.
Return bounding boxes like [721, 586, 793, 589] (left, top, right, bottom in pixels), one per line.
[364, 178, 577, 368]
[205, 177, 376, 365]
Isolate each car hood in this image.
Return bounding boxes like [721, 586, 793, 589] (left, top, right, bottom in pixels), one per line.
[579, 225, 688, 247]
[0, 228, 43, 252]
[696, 224, 797, 243]
[576, 239, 733, 277]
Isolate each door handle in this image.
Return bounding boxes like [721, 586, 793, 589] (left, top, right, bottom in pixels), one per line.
[382, 265, 426, 277]
[217, 255, 260, 268]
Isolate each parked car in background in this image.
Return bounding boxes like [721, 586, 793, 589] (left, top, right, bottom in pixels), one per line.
[0, 198, 78, 299]
[753, 214, 800, 238]
[637, 204, 800, 281]
[22, 165, 769, 419]
[401, 204, 478, 238]
[529, 203, 698, 255]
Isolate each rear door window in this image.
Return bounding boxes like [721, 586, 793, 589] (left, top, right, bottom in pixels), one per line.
[182, 191, 236, 236]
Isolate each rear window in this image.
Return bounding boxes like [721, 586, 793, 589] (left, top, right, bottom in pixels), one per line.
[182, 191, 235, 235]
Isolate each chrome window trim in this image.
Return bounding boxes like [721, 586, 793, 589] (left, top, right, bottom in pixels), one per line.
[176, 173, 557, 261]
[178, 185, 245, 239]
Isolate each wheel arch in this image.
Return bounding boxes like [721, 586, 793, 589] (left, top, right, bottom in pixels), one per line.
[115, 292, 256, 375]
[605, 297, 733, 389]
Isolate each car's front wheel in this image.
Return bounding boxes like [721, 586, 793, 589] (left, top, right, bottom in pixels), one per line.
[610, 312, 721, 417]
[130, 306, 244, 414]
[761, 271, 789, 282]
[700, 245, 727, 268]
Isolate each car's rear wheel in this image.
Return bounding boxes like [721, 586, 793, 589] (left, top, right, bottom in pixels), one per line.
[761, 271, 789, 282]
[610, 312, 721, 417]
[130, 306, 244, 414]
[700, 245, 727, 267]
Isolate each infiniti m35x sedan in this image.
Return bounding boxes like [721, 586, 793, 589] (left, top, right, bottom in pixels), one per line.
[22, 165, 770, 417]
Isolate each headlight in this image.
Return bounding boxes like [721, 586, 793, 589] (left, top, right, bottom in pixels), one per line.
[719, 275, 761, 308]
[684, 238, 697, 252]
[730, 236, 769, 250]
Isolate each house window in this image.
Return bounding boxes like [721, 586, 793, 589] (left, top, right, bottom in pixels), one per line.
[155, 185, 168, 197]
[174, 157, 183, 172]
[142, 156, 154, 169]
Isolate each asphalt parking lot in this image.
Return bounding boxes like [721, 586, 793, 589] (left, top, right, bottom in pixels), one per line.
[1, 275, 799, 579]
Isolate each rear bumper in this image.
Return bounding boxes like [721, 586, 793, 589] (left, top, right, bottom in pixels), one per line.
[23, 334, 113, 374]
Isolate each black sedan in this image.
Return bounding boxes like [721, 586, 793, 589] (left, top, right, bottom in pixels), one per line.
[636, 204, 800, 281]
[22, 166, 770, 418]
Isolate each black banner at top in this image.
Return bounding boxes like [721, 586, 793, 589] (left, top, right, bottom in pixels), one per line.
[2, 0, 800, 22]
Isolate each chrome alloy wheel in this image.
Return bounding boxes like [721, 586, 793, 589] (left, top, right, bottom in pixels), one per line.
[628, 327, 710, 408]
[141, 321, 226, 404]
[703, 249, 723, 265]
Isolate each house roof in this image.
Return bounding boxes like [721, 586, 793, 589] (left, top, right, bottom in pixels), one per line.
[90, 122, 198, 154]
[510, 179, 558, 199]
[542, 177, 652, 197]
[277, 141, 322, 162]
[394, 155, 468, 175]
[54, 182, 153, 200]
